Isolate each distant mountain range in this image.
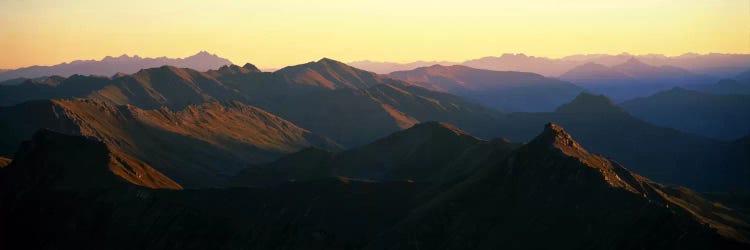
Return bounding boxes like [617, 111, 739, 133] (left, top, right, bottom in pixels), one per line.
[560, 58, 716, 100]
[389, 64, 583, 112]
[349, 53, 750, 78]
[0, 51, 232, 82]
[622, 88, 750, 141]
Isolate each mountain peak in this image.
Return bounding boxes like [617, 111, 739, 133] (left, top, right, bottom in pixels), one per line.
[532, 123, 588, 154]
[192, 51, 215, 57]
[616, 57, 651, 68]
[242, 63, 260, 72]
[317, 57, 346, 65]
[555, 92, 625, 114]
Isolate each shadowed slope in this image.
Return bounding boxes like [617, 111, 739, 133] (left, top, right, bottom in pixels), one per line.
[216, 58, 505, 147]
[274, 58, 402, 90]
[0, 157, 11, 168]
[0, 99, 339, 187]
[0, 129, 180, 190]
[369, 123, 749, 249]
[0, 74, 111, 106]
[494, 93, 748, 191]
[0, 123, 747, 249]
[90, 66, 240, 110]
[232, 122, 520, 187]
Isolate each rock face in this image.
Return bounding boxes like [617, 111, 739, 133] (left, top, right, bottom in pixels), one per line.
[0, 123, 747, 249]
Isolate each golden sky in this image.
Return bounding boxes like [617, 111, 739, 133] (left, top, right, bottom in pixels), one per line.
[1, 0, 748, 69]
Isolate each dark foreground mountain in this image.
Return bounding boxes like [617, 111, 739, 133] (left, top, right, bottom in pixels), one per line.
[0, 99, 339, 188]
[0, 51, 232, 81]
[231, 122, 520, 187]
[493, 93, 750, 191]
[390, 65, 583, 112]
[369, 124, 749, 249]
[0, 124, 747, 249]
[621, 88, 750, 140]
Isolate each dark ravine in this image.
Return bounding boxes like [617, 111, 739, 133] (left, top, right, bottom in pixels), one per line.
[0, 124, 747, 249]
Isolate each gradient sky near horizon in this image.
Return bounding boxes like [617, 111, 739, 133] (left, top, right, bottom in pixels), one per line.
[1, 0, 748, 69]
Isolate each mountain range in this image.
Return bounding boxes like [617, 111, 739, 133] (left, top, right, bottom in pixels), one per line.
[621, 87, 750, 141]
[0, 51, 232, 82]
[349, 53, 750, 78]
[1, 58, 747, 191]
[0, 122, 747, 249]
[559, 58, 716, 100]
[389, 64, 583, 111]
[0, 54, 749, 249]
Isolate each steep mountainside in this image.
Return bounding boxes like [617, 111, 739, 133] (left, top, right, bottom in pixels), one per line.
[370, 123, 749, 249]
[493, 93, 749, 191]
[0, 124, 746, 249]
[621, 88, 750, 140]
[390, 64, 583, 112]
[2, 59, 507, 148]
[0, 129, 180, 190]
[0, 51, 232, 81]
[274, 58, 403, 90]
[0, 99, 339, 187]
[89, 65, 241, 110]
[212, 59, 506, 147]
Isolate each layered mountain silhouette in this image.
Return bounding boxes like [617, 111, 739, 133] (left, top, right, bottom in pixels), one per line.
[1, 58, 747, 192]
[390, 64, 583, 111]
[699, 69, 750, 95]
[369, 123, 750, 249]
[348, 60, 458, 74]
[350, 53, 750, 78]
[560, 58, 715, 100]
[0, 51, 232, 81]
[0, 123, 747, 249]
[231, 122, 520, 187]
[0, 99, 339, 187]
[1, 58, 505, 147]
[622, 88, 750, 140]
[493, 93, 750, 191]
